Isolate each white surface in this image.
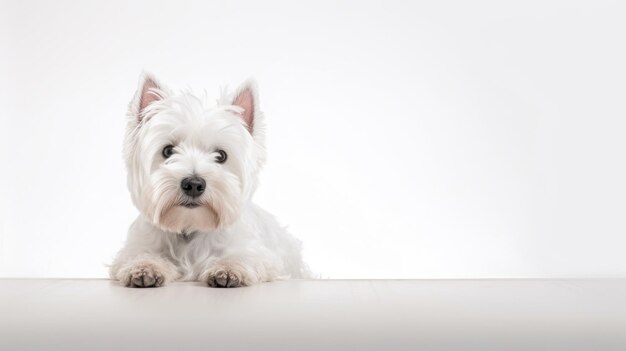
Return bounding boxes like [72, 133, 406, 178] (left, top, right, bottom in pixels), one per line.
[1, 1, 626, 279]
[1, 279, 625, 351]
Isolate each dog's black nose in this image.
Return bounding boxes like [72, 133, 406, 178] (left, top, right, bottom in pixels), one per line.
[181, 176, 206, 198]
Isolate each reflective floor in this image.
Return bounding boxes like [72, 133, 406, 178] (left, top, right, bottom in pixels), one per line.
[1, 279, 625, 351]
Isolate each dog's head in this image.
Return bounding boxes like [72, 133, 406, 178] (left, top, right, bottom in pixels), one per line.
[124, 73, 266, 233]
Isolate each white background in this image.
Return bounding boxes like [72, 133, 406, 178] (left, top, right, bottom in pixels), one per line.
[1, 0, 625, 279]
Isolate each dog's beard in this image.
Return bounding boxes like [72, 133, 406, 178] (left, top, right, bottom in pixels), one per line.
[141, 171, 242, 233]
[159, 205, 219, 233]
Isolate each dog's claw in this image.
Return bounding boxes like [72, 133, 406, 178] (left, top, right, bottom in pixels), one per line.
[207, 269, 244, 288]
[127, 264, 165, 288]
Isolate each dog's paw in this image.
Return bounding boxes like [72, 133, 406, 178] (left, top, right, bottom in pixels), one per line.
[124, 263, 166, 288]
[204, 266, 252, 288]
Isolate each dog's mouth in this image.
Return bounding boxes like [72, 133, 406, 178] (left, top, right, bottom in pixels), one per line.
[181, 201, 200, 209]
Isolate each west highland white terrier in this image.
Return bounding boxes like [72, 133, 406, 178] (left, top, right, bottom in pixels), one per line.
[110, 73, 309, 288]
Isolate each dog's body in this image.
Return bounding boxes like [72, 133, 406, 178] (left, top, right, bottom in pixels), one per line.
[110, 73, 309, 288]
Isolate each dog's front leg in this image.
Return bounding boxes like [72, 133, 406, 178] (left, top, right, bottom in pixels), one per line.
[112, 253, 178, 288]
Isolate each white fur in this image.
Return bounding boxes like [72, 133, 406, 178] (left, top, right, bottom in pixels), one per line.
[110, 72, 310, 288]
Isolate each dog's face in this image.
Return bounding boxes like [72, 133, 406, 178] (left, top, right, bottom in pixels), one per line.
[124, 73, 266, 233]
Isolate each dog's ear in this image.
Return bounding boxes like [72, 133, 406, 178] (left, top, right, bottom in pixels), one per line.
[230, 79, 259, 134]
[129, 72, 168, 123]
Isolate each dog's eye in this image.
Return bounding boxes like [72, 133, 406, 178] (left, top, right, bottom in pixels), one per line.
[215, 149, 227, 164]
[162, 145, 175, 158]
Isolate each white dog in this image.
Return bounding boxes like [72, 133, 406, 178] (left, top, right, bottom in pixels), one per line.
[110, 73, 309, 288]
